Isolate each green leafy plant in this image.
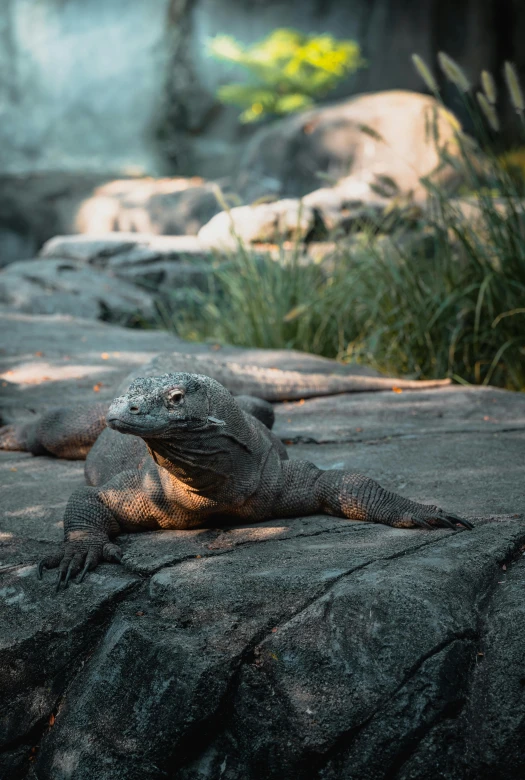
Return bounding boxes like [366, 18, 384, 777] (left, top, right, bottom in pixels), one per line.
[208, 28, 364, 123]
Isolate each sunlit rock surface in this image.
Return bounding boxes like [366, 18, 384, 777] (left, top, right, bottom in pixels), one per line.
[236, 91, 462, 203]
[198, 199, 317, 249]
[1, 312, 524, 779]
[74, 178, 223, 237]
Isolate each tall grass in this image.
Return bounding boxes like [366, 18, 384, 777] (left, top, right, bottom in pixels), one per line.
[166, 56, 525, 391]
[166, 242, 359, 355]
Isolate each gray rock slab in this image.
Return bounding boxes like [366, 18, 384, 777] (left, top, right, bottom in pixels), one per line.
[1, 312, 525, 778]
[0, 451, 84, 563]
[288, 431, 525, 518]
[40, 233, 212, 264]
[224, 522, 523, 780]
[111, 258, 214, 292]
[0, 561, 139, 762]
[0, 258, 156, 322]
[460, 553, 525, 779]
[0, 309, 184, 411]
[30, 520, 525, 779]
[274, 385, 525, 443]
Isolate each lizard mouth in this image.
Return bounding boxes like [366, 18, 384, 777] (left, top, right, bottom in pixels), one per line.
[106, 417, 159, 434]
[106, 415, 199, 436]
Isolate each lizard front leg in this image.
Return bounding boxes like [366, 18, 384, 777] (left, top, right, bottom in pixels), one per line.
[271, 461, 473, 530]
[39, 466, 200, 590]
[39, 469, 153, 590]
[38, 484, 123, 591]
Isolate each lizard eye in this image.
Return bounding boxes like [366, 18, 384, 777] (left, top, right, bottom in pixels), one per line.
[166, 388, 185, 406]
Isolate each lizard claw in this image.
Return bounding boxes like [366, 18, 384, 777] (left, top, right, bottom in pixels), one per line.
[425, 510, 474, 531]
[76, 551, 99, 584]
[103, 543, 123, 563]
[413, 507, 474, 531]
[412, 518, 433, 530]
[38, 552, 63, 581]
[392, 503, 474, 532]
[38, 535, 123, 590]
[446, 512, 474, 530]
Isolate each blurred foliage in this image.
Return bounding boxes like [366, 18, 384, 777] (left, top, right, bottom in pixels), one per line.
[208, 28, 364, 123]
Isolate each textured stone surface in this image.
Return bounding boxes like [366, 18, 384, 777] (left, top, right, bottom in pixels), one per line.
[40, 232, 217, 294]
[0, 258, 156, 323]
[1, 313, 524, 779]
[40, 233, 211, 265]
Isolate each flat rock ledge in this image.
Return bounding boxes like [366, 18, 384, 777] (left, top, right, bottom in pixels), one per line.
[1, 312, 525, 780]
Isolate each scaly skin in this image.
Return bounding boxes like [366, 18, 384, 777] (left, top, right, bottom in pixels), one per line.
[30, 373, 472, 591]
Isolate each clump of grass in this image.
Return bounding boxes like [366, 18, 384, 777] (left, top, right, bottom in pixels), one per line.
[343, 228, 525, 390]
[169, 242, 360, 355]
[166, 54, 525, 391]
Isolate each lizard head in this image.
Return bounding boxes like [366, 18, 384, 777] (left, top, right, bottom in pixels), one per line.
[106, 373, 228, 439]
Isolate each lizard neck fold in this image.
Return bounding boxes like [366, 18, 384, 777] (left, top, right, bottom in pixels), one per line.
[145, 433, 234, 494]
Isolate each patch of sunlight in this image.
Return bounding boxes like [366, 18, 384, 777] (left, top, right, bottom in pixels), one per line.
[4, 505, 45, 518]
[75, 177, 205, 233]
[228, 526, 290, 541]
[1, 361, 114, 385]
[16, 565, 36, 578]
[84, 349, 168, 365]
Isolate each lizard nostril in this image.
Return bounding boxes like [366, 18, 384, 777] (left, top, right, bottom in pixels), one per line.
[129, 405, 141, 415]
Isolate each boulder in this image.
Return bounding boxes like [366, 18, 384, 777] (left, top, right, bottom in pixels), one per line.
[1, 311, 525, 779]
[198, 199, 317, 249]
[40, 233, 217, 295]
[198, 178, 424, 247]
[0, 174, 224, 269]
[40, 233, 210, 265]
[74, 177, 223, 236]
[0, 258, 156, 323]
[237, 91, 463, 203]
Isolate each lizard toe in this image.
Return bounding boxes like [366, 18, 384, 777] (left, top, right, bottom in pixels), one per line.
[446, 512, 474, 530]
[426, 513, 457, 530]
[424, 509, 473, 530]
[410, 517, 433, 530]
[37, 551, 63, 580]
[76, 551, 101, 584]
[102, 542, 123, 563]
[64, 554, 85, 587]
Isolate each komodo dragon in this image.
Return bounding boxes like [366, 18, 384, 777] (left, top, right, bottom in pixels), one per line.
[0, 355, 472, 590]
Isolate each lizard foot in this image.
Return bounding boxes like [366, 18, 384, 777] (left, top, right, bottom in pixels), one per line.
[37, 532, 123, 591]
[0, 424, 24, 451]
[391, 504, 473, 531]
